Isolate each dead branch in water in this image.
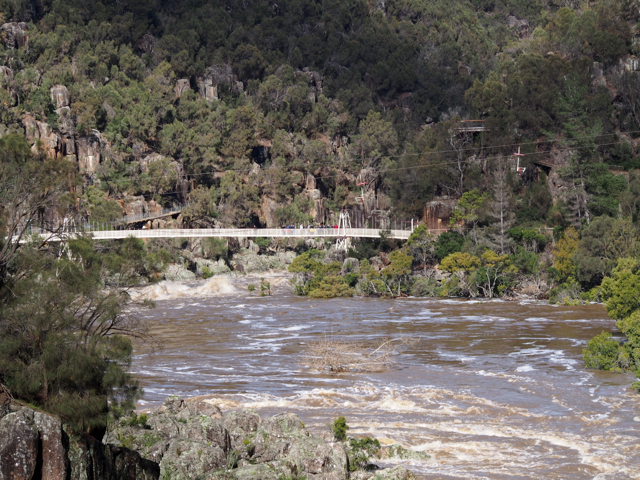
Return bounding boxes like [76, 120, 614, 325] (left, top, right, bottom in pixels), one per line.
[300, 337, 418, 373]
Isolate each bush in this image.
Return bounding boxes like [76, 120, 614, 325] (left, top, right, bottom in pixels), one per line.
[332, 416, 349, 441]
[434, 232, 465, 261]
[583, 332, 621, 371]
[410, 278, 438, 297]
[348, 437, 381, 471]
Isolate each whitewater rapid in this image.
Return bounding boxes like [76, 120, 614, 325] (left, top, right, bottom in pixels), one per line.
[131, 278, 640, 479]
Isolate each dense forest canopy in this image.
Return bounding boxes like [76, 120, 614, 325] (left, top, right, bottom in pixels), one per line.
[1, 0, 639, 224]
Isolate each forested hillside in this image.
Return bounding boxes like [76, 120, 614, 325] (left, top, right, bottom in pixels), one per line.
[1, 0, 638, 227]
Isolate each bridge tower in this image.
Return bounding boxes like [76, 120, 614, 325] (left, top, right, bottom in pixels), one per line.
[335, 210, 352, 251]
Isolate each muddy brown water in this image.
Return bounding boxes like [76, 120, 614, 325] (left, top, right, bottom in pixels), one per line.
[132, 277, 640, 479]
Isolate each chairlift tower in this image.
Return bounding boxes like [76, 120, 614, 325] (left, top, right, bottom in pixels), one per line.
[335, 210, 351, 251]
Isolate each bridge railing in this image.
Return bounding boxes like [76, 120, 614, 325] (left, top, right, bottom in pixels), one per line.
[89, 227, 417, 240]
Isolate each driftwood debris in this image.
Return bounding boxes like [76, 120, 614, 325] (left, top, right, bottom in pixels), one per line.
[300, 337, 418, 373]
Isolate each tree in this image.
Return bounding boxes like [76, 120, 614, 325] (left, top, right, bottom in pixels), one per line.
[551, 226, 580, 283]
[449, 189, 488, 244]
[584, 258, 640, 391]
[0, 135, 76, 290]
[487, 160, 514, 254]
[381, 250, 413, 296]
[406, 224, 436, 275]
[0, 136, 157, 435]
[475, 250, 516, 299]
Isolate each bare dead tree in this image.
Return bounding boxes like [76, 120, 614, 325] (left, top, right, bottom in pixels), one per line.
[300, 337, 418, 373]
[487, 159, 515, 254]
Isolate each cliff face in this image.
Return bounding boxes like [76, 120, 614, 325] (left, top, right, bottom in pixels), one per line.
[0, 403, 158, 480]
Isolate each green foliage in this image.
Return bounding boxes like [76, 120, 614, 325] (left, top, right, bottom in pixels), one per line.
[259, 277, 271, 297]
[348, 437, 381, 472]
[583, 332, 621, 371]
[552, 226, 580, 283]
[600, 258, 640, 321]
[440, 252, 481, 274]
[332, 416, 349, 442]
[201, 266, 214, 279]
[288, 249, 350, 298]
[435, 232, 465, 262]
[247, 284, 256, 294]
[125, 412, 149, 428]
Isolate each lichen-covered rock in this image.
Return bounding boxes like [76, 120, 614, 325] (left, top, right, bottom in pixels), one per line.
[369, 465, 417, 480]
[226, 463, 288, 480]
[159, 439, 226, 480]
[377, 444, 430, 461]
[222, 409, 262, 455]
[0, 409, 39, 480]
[0, 22, 28, 49]
[196, 258, 231, 277]
[164, 264, 197, 281]
[287, 435, 349, 478]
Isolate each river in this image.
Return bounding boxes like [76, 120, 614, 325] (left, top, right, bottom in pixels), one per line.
[132, 277, 640, 479]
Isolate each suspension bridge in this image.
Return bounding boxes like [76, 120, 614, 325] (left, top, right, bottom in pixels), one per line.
[27, 226, 421, 242]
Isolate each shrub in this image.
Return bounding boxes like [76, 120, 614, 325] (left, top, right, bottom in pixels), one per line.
[583, 332, 621, 371]
[332, 416, 349, 441]
[348, 437, 381, 471]
[434, 231, 465, 261]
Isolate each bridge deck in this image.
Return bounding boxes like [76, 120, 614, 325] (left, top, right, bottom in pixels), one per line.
[93, 227, 415, 240]
[26, 227, 450, 243]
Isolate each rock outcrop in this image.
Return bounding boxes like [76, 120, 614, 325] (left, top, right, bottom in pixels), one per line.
[1, 22, 29, 50]
[0, 402, 158, 480]
[1, 394, 421, 480]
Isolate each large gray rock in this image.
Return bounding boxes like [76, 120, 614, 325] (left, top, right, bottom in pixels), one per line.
[164, 264, 196, 281]
[77, 135, 101, 174]
[0, 409, 39, 480]
[50, 85, 70, 108]
[196, 258, 231, 277]
[1, 22, 28, 49]
[22, 115, 61, 158]
[174, 79, 191, 97]
[159, 440, 226, 480]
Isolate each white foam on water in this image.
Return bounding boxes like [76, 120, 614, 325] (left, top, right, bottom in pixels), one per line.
[516, 365, 535, 372]
[132, 277, 240, 301]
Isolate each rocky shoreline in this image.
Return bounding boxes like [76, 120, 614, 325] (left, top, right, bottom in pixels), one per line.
[0, 395, 426, 480]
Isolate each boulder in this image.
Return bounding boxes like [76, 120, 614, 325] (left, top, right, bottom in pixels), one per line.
[140, 153, 165, 173]
[164, 264, 196, 281]
[1, 22, 28, 49]
[174, 79, 190, 98]
[33, 411, 70, 479]
[196, 258, 231, 276]
[50, 85, 70, 108]
[370, 465, 417, 480]
[342, 257, 360, 275]
[0, 409, 39, 480]
[22, 115, 61, 158]
[159, 439, 226, 480]
[377, 444, 430, 461]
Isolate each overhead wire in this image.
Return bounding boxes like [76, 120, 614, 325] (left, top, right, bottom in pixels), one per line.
[107, 136, 636, 198]
[98, 127, 639, 186]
